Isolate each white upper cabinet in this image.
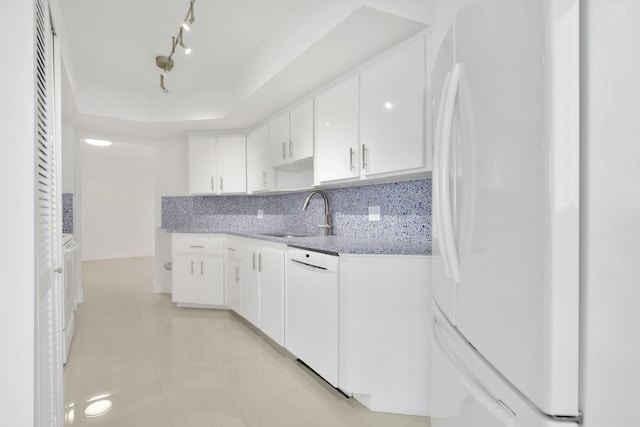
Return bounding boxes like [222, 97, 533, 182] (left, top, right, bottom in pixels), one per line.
[216, 135, 247, 194]
[188, 134, 217, 194]
[188, 34, 429, 193]
[360, 37, 426, 177]
[314, 74, 360, 183]
[288, 99, 314, 162]
[269, 112, 290, 167]
[270, 98, 314, 167]
[247, 124, 274, 193]
[188, 133, 247, 195]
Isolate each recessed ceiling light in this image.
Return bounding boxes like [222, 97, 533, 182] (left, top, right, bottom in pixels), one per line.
[84, 139, 113, 147]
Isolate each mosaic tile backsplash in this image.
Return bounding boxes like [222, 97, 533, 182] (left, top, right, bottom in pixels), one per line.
[163, 179, 432, 247]
[62, 193, 73, 234]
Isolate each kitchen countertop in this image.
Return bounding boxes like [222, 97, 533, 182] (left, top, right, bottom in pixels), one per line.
[163, 228, 430, 256]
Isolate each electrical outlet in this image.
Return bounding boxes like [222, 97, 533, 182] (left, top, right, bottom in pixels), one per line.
[257, 209, 264, 219]
[368, 206, 381, 221]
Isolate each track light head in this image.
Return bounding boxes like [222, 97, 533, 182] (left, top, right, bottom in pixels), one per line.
[156, 0, 195, 93]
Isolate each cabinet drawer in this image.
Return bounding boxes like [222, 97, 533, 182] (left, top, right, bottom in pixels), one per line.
[173, 235, 223, 255]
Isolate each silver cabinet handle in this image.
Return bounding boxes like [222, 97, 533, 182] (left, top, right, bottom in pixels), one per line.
[252, 252, 257, 271]
[220, 176, 224, 193]
[362, 144, 368, 170]
[190, 245, 204, 248]
[235, 266, 240, 282]
[289, 140, 293, 158]
[282, 142, 287, 160]
[349, 147, 355, 171]
[227, 247, 236, 252]
[55, 267, 63, 274]
[258, 253, 263, 272]
[200, 260, 204, 275]
[262, 170, 267, 185]
[190, 260, 194, 275]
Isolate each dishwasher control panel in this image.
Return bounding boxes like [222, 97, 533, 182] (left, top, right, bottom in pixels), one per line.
[287, 248, 339, 272]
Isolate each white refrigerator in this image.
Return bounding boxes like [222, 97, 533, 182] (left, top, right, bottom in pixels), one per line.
[430, 0, 640, 426]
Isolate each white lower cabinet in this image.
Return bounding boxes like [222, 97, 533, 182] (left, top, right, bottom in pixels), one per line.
[239, 243, 261, 327]
[172, 234, 225, 307]
[339, 254, 431, 416]
[224, 238, 242, 313]
[173, 233, 430, 416]
[258, 246, 285, 346]
[224, 237, 286, 342]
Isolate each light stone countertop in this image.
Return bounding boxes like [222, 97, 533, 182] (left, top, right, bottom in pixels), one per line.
[164, 228, 430, 256]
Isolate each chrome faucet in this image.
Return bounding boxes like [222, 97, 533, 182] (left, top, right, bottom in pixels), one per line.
[301, 191, 332, 235]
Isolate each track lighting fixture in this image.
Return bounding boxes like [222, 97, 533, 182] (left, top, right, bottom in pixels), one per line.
[155, 0, 195, 93]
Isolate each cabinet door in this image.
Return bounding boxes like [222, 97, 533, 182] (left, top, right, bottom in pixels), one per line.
[188, 134, 217, 194]
[259, 248, 285, 346]
[360, 37, 426, 176]
[216, 135, 247, 194]
[197, 255, 224, 305]
[247, 125, 273, 193]
[240, 245, 260, 327]
[315, 75, 360, 183]
[289, 99, 314, 162]
[269, 112, 290, 167]
[172, 255, 198, 303]
[225, 240, 242, 312]
[225, 256, 241, 312]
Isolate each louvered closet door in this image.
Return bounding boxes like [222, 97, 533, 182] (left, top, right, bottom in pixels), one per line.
[35, 0, 63, 425]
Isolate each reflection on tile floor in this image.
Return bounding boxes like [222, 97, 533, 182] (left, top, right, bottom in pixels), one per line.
[64, 257, 431, 427]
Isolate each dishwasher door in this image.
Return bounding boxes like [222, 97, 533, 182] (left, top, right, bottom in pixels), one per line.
[285, 248, 340, 387]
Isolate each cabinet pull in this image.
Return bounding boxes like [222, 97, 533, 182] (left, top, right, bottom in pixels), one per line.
[220, 176, 224, 192]
[252, 252, 257, 271]
[190, 245, 204, 248]
[349, 147, 355, 171]
[200, 260, 204, 275]
[289, 140, 293, 158]
[362, 144, 368, 170]
[227, 248, 236, 252]
[235, 266, 240, 282]
[282, 142, 287, 160]
[190, 260, 194, 275]
[258, 253, 263, 272]
[262, 171, 267, 185]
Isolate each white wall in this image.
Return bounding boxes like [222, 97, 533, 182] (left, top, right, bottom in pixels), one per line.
[80, 143, 156, 260]
[61, 122, 76, 193]
[154, 140, 188, 292]
[581, 1, 640, 425]
[0, 1, 36, 424]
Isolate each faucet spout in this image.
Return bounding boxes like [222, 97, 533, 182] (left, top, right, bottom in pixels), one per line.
[301, 191, 332, 235]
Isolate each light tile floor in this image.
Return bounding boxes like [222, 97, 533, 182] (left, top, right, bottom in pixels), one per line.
[64, 257, 431, 427]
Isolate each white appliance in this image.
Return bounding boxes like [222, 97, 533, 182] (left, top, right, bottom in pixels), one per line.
[62, 234, 79, 364]
[430, 0, 640, 426]
[285, 247, 340, 387]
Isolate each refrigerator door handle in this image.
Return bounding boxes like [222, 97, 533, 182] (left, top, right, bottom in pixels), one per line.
[438, 63, 463, 283]
[433, 317, 517, 427]
[433, 71, 453, 279]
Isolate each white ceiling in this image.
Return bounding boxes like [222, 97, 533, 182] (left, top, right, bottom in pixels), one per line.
[56, 0, 432, 140]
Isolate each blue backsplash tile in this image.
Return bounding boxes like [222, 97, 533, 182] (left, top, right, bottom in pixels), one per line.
[62, 193, 73, 234]
[162, 179, 432, 245]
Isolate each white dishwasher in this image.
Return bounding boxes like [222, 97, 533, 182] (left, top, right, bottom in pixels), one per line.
[285, 247, 340, 387]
